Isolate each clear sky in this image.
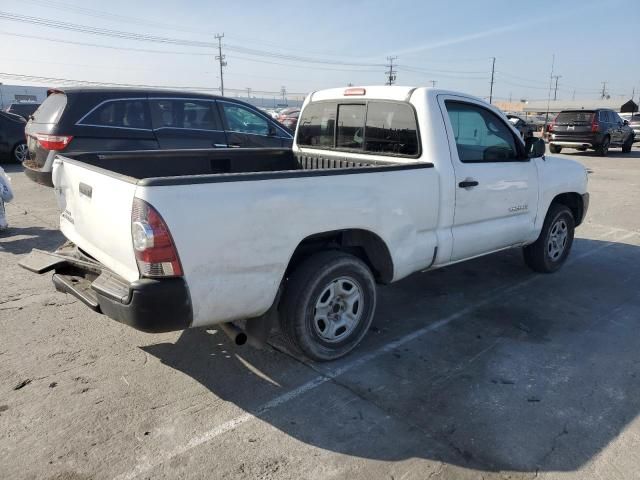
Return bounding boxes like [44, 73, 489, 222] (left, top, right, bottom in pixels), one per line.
[1, 0, 638, 103]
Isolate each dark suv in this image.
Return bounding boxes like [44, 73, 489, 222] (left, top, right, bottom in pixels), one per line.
[548, 109, 635, 156]
[23, 88, 294, 186]
[0, 111, 28, 163]
[6, 103, 41, 120]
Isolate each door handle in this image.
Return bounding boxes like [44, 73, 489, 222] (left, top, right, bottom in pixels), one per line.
[213, 143, 227, 148]
[228, 143, 241, 148]
[458, 180, 479, 188]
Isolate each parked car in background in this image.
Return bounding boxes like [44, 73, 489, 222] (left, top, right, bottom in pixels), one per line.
[6, 102, 41, 120]
[21, 86, 588, 361]
[279, 109, 300, 131]
[507, 114, 535, 139]
[277, 107, 300, 124]
[0, 111, 28, 163]
[620, 113, 640, 142]
[23, 88, 293, 186]
[260, 107, 281, 119]
[548, 109, 635, 156]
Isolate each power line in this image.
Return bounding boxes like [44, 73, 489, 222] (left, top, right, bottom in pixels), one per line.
[385, 56, 397, 86]
[0, 71, 307, 96]
[0, 11, 215, 47]
[19, 0, 212, 35]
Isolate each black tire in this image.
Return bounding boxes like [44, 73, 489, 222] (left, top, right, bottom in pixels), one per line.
[549, 144, 562, 154]
[523, 204, 575, 273]
[576, 147, 587, 152]
[280, 251, 377, 361]
[622, 135, 633, 153]
[596, 136, 610, 157]
[12, 142, 28, 163]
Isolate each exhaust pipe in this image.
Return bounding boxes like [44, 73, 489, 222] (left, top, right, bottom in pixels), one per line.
[219, 322, 248, 346]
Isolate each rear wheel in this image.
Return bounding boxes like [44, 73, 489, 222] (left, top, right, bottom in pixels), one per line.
[549, 144, 562, 154]
[596, 136, 610, 156]
[280, 251, 377, 361]
[523, 204, 575, 273]
[622, 135, 633, 153]
[12, 142, 28, 163]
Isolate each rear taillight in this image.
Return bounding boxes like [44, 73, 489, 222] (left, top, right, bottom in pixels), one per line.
[34, 133, 73, 151]
[131, 198, 183, 277]
[591, 114, 599, 133]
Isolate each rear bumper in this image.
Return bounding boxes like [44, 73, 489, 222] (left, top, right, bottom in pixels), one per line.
[19, 245, 193, 333]
[22, 162, 54, 187]
[550, 133, 602, 149]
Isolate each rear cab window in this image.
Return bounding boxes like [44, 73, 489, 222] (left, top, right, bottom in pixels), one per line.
[31, 94, 67, 124]
[297, 100, 420, 157]
[78, 99, 151, 130]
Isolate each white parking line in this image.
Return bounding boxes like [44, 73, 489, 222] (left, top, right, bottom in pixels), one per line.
[114, 228, 638, 480]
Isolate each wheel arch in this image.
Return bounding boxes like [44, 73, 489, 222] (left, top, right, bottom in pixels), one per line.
[285, 229, 394, 284]
[550, 192, 585, 226]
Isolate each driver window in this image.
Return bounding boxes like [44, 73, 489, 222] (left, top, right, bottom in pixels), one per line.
[445, 101, 519, 162]
[220, 103, 269, 135]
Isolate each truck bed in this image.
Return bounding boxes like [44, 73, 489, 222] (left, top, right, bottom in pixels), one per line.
[63, 148, 428, 186]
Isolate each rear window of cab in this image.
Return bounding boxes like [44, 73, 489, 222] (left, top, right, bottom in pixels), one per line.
[297, 100, 419, 157]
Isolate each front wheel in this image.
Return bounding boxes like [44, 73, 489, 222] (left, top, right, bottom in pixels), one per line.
[523, 204, 575, 273]
[622, 135, 633, 153]
[280, 251, 377, 361]
[549, 144, 562, 154]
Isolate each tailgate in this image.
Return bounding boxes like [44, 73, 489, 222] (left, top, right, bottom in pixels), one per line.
[53, 156, 140, 282]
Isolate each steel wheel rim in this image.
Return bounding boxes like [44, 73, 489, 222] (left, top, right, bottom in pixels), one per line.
[14, 144, 28, 162]
[547, 218, 568, 261]
[313, 276, 363, 343]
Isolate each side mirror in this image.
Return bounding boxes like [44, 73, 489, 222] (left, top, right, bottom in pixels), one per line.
[525, 137, 546, 158]
[624, 120, 629, 126]
[268, 124, 278, 136]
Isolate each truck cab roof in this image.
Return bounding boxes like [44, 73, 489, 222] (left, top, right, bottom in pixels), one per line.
[308, 86, 484, 104]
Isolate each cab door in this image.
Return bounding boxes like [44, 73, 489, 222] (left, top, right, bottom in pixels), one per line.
[439, 96, 539, 261]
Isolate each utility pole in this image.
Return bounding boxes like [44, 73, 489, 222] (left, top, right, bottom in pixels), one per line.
[246, 87, 251, 98]
[385, 56, 398, 86]
[552, 75, 562, 101]
[429, 80, 437, 88]
[572, 89, 576, 101]
[600, 81, 608, 99]
[544, 53, 555, 132]
[489, 57, 496, 104]
[509, 92, 512, 103]
[280, 86, 287, 105]
[214, 33, 226, 96]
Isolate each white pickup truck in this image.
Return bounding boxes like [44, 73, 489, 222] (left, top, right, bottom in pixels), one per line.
[21, 86, 589, 361]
